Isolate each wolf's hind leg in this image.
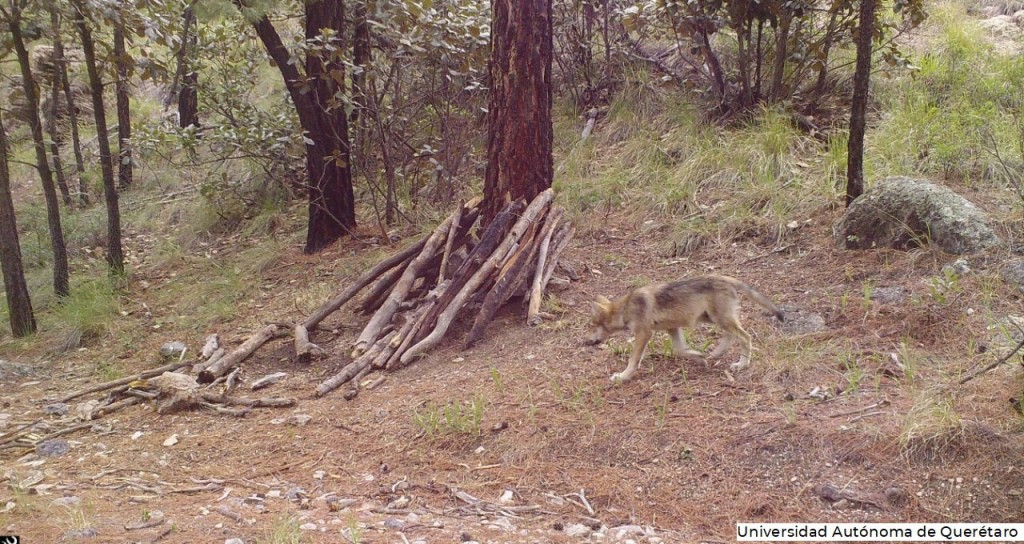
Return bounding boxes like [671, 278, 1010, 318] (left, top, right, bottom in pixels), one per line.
[670, 328, 705, 363]
[612, 329, 651, 383]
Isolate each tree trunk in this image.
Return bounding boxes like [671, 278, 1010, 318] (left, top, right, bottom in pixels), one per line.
[54, 5, 89, 206]
[846, 0, 876, 207]
[47, 60, 71, 208]
[481, 0, 554, 225]
[241, 0, 356, 253]
[9, 8, 70, 298]
[72, 0, 125, 275]
[178, 5, 199, 128]
[113, 10, 133, 189]
[769, 10, 791, 103]
[0, 108, 36, 337]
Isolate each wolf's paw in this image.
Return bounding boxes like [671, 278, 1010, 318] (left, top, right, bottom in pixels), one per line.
[610, 372, 630, 384]
[729, 359, 750, 372]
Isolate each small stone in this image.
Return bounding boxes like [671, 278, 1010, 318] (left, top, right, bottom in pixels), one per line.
[565, 523, 591, 537]
[489, 517, 515, 532]
[299, 523, 317, 531]
[832, 499, 850, 510]
[383, 518, 405, 530]
[36, 439, 70, 457]
[225, 539, 245, 544]
[288, 414, 312, 426]
[64, 528, 98, 539]
[613, 525, 645, 539]
[52, 496, 81, 507]
[474, 446, 486, 454]
[43, 403, 69, 416]
[159, 341, 188, 358]
[163, 434, 179, 447]
[498, 490, 515, 504]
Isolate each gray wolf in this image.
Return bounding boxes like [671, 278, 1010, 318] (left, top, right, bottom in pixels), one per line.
[585, 275, 783, 383]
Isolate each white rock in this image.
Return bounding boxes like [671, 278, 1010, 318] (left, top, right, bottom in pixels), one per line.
[498, 489, 515, 504]
[565, 523, 591, 537]
[162, 434, 179, 447]
[489, 516, 516, 532]
[299, 522, 318, 531]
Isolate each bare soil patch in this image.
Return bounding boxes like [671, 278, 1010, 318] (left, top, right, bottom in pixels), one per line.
[2, 203, 1024, 543]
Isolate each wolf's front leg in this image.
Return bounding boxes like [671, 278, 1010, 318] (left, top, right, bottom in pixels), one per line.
[612, 330, 651, 383]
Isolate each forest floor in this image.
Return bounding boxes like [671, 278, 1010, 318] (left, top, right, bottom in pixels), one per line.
[2, 182, 1024, 543]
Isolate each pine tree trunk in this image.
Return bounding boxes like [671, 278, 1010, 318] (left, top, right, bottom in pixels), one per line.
[0, 108, 36, 337]
[72, 0, 125, 275]
[846, 0, 876, 206]
[54, 5, 89, 206]
[177, 5, 199, 128]
[47, 68, 71, 207]
[9, 9, 70, 298]
[242, 0, 356, 253]
[114, 12, 133, 189]
[482, 0, 554, 225]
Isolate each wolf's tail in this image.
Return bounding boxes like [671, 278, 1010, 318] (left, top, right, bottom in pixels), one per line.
[724, 277, 784, 322]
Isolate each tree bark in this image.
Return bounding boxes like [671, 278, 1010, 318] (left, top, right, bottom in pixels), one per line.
[53, 5, 89, 206]
[72, 0, 125, 276]
[769, 10, 792, 103]
[241, 0, 356, 253]
[9, 7, 70, 297]
[178, 5, 199, 128]
[481, 0, 554, 225]
[47, 57, 71, 207]
[113, 7, 133, 189]
[846, 0, 876, 207]
[0, 108, 36, 337]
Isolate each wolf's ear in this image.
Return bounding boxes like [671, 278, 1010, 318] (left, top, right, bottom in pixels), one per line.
[589, 300, 607, 315]
[596, 295, 611, 306]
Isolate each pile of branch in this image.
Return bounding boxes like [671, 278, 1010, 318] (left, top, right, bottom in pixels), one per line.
[308, 189, 573, 397]
[180, 190, 573, 399]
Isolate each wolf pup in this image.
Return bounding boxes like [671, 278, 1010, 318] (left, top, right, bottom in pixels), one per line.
[585, 275, 784, 383]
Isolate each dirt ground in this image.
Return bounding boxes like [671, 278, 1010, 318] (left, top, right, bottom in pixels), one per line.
[2, 190, 1024, 544]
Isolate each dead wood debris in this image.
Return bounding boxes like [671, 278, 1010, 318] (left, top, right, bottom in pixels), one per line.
[300, 189, 574, 398]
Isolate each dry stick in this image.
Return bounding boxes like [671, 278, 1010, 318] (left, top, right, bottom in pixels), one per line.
[93, 396, 143, 419]
[198, 393, 296, 408]
[465, 218, 545, 348]
[959, 332, 1024, 384]
[351, 209, 462, 359]
[528, 207, 565, 325]
[316, 331, 397, 397]
[402, 189, 555, 364]
[385, 281, 450, 370]
[415, 200, 522, 342]
[61, 359, 193, 403]
[301, 237, 428, 331]
[439, 200, 464, 281]
[293, 323, 325, 364]
[192, 347, 225, 374]
[198, 324, 283, 384]
[358, 258, 414, 315]
[360, 204, 480, 316]
[540, 223, 576, 291]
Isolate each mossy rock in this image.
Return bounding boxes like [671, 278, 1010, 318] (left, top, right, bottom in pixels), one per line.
[834, 177, 1001, 255]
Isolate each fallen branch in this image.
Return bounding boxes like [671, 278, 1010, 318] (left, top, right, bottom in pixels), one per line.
[302, 239, 428, 331]
[528, 207, 565, 325]
[352, 207, 463, 358]
[293, 323, 324, 364]
[316, 331, 398, 397]
[198, 324, 284, 384]
[960, 326, 1024, 385]
[61, 359, 193, 403]
[465, 217, 545, 348]
[402, 189, 554, 363]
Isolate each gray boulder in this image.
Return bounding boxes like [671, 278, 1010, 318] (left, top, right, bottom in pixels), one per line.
[834, 177, 1001, 254]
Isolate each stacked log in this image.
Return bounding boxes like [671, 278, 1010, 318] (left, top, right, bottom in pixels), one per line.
[188, 190, 572, 398]
[314, 189, 572, 397]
